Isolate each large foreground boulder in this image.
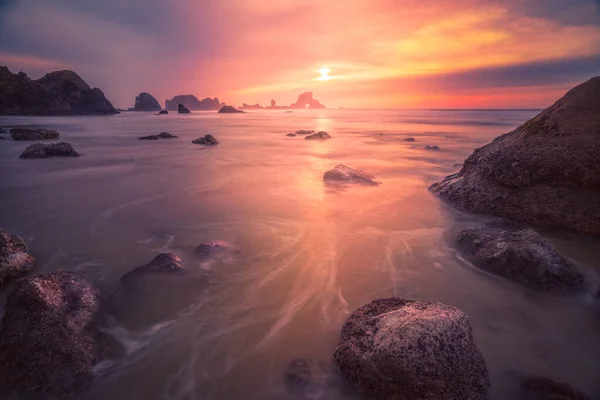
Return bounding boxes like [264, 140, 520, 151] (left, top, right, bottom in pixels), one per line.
[0, 66, 118, 115]
[456, 221, 584, 291]
[132, 92, 161, 111]
[323, 165, 380, 186]
[0, 229, 35, 285]
[10, 128, 59, 140]
[20, 142, 80, 158]
[0, 272, 99, 397]
[430, 76, 600, 235]
[333, 298, 489, 400]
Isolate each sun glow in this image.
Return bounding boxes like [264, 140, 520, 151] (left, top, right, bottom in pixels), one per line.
[317, 67, 331, 81]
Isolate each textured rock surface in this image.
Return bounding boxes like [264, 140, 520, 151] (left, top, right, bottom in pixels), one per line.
[20, 142, 80, 158]
[0, 229, 35, 285]
[194, 241, 232, 257]
[295, 130, 315, 135]
[323, 165, 379, 186]
[178, 103, 191, 114]
[305, 131, 331, 140]
[456, 221, 584, 291]
[0, 66, 118, 115]
[132, 92, 161, 111]
[121, 253, 185, 286]
[138, 132, 178, 140]
[0, 272, 99, 397]
[192, 134, 219, 145]
[333, 298, 489, 400]
[10, 128, 59, 141]
[430, 76, 600, 235]
[522, 377, 591, 400]
[166, 95, 222, 111]
[218, 105, 244, 113]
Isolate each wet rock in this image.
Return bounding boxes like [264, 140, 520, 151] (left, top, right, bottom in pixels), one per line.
[20, 142, 80, 158]
[138, 135, 159, 140]
[218, 105, 245, 113]
[132, 92, 161, 111]
[305, 131, 331, 140]
[121, 253, 186, 286]
[192, 134, 219, 146]
[424, 145, 440, 150]
[333, 298, 490, 400]
[404, 137, 416, 142]
[456, 221, 584, 291]
[522, 376, 591, 400]
[286, 133, 297, 137]
[295, 130, 315, 135]
[138, 132, 178, 140]
[10, 128, 59, 141]
[430, 76, 600, 235]
[158, 110, 168, 115]
[194, 241, 232, 257]
[0, 271, 99, 397]
[178, 103, 191, 114]
[0, 229, 35, 285]
[323, 164, 379, 186]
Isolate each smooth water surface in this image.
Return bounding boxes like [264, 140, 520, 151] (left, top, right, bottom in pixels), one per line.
[0, 109, 599, 400]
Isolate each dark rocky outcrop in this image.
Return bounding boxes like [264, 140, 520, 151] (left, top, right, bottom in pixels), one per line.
[158, 110, 168, 115]
[138, 132, 178, 140]
[20, 142, 80, 159]
[194, 241, 232, 257]
[305, 131, 331, 140]
[456, 221, 584, 291]
[0, 229, 35, 285]
[132, 92, 161, 111]
[290, 92, 326, 109]
[430, 76, 600, 235]
[0, 272, 99, 397]
[192, 134, 219, 146]
[0, 66, 118, 115]
[295, 130, 315, 135]
[286, 133, 297, 137]
[121, 253, 186, 287]
[404, 137, 416, 142]
[334, 298, 489, 400]
[166, 95, 222, 111]
[323, 165, 380, 186]
[424, 145, 440, 151]
[218, 105, 244, 114]
[178, 103, 191, 114]
[522, 376, 591, 400]
[10, 128, 59, 141]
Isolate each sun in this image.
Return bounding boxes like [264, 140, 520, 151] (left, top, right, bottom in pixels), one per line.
[317, 67, 331, 81]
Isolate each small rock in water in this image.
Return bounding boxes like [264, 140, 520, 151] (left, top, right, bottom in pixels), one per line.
[305, 131, 331, 140]
[178, 103, 191, 114]
[192, 134, 219, 145]
[19, 142, 80, 158]
[424, 145, 440, 150]
[138, 135, 159, 140]
[157, 132, 177, 139]
[404, 137, 416, 142]
[295, 130, 315, 135]
[286, 133, 297, 137]
[456, 221, 584, 291]
[0, 229, 35, 285]
[158, 110, 168, 115]
[323, 164, 379, 186]
[218, 105, 245, 113]
[10, 128, 59, 141]
[121, 253, 186, 286]
[194, 241, 232, 257]
[522, 376, 591, 400]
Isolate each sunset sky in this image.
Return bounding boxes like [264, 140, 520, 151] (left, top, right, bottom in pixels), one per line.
[1, 0, 599, 109]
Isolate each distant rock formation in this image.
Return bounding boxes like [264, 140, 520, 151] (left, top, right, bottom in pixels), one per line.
[178, 104, 191, 114]
[271, 99, 276, 107]
[0, 66, 118, 115]
[430, 76, 600, 235]
[241, 103, 263, 110]
[10, 128, 59, 141]
[192, 134, 219, 145]
[290, 92, 326, 109]
[131, 92, 161, 111]
[218, 105, 244, 114]
[165, 95, 223, 111]
[20, 143, 80, 158]
[138, 132, 178, 140]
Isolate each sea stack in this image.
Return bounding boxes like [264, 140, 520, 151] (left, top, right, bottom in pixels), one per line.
[178, 104, 191, 114]
[132, 92, 161, 111]
[430, 76, 600, 235]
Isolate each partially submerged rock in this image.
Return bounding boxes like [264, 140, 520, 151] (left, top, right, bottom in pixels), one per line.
[192, 134, 219, 146]
[323, 164, 379, 186]
[10, 128, 59, 141]
[404, 137, 416, 142]
[286, 133, 297, 137]
[121, 253, 185, 286]
[178, 103, 191, 114]
[158, 110, 168, 115]
[456, 221, 584, 291]
[0, 229, 35, 285]
[424, 145, 440, 150]
[522, 376, 591, 400]
[295, 130, 315, 135]
[218, 105, 245, 114]
[430, 76, 600, 235]
[20, 142, 80, 158]
[194, 241, 232, 257]
[0, 271, 99, 397]
[138, 132, 178, 140]
[305, 131, 331, 140]
[333, 298, 489, 400]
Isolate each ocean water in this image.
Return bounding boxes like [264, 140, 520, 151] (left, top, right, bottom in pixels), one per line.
[0, 109, 599, 400]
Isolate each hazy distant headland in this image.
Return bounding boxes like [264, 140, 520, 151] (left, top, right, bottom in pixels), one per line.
[165, 95, 224, 111]
[241, 92, 326, 110]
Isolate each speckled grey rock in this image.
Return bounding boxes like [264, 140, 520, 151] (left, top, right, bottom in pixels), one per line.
[0, 271, 99, 397]
[522, 376, 591, 400]
[456, 221, 584, 291]
[323, 165, 380, 186]
[333, 298, 489, 400]
[121, 253, 185, 286]
[0, 229, 35, 285]
[430, 76, 600, 235]
[10, 128, 59, 141]
[19, 142, 80, 158]
[305, 131, 331, 140]
[192, 134, 219, 145]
